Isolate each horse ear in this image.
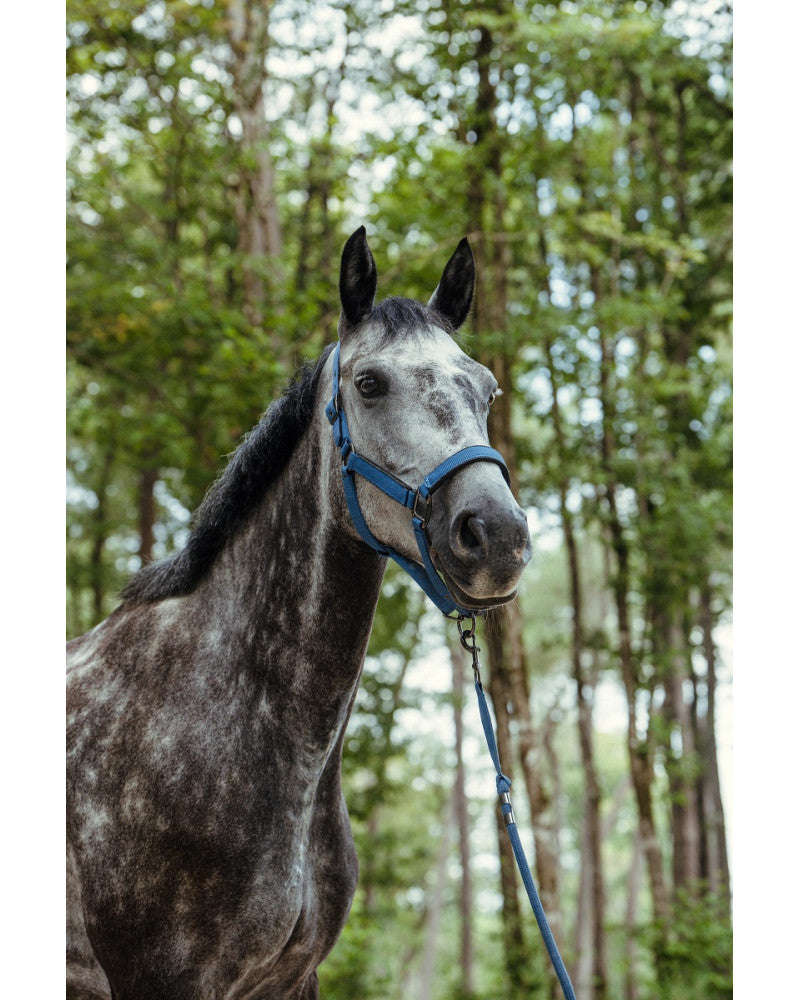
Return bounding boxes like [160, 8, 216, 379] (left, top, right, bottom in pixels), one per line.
[428, 237, 475, 330]
[339, 226, 377, 333]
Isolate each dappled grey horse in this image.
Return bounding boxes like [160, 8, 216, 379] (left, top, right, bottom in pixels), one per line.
[67, 228, 532, 999]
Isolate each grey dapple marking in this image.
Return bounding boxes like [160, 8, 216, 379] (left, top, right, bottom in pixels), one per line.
[67, 228, 532, 999]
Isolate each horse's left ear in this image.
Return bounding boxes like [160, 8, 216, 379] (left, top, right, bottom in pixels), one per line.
[339, 226, 378, 334]
[428, 237, 475, 330]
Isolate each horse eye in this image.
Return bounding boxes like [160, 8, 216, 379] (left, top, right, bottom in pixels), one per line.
[488, 388, 503, 407]
[356, 374, 383, 399]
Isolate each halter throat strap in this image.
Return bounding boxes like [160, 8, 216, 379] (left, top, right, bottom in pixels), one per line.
[324, 342, 510, 616]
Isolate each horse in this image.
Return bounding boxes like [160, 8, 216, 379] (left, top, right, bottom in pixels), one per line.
[66, 227, 532, 1000]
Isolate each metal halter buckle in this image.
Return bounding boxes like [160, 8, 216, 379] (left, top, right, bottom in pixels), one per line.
[412, 490, 432, 527]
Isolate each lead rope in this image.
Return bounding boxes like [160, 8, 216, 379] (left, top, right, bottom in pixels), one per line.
[455, 614, 578, 1000]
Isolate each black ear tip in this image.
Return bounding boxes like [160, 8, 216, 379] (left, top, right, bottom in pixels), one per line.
[342, 226, 369, 253]
[451, 237, 474, 271]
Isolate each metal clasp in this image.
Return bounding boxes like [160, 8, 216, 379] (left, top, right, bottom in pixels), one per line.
[412, 490, 432, 527]
[456, 613, 482, 684]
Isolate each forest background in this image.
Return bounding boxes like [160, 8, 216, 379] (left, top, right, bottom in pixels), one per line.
[60, 1, 739, 998]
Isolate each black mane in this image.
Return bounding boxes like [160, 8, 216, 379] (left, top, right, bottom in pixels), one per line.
[121, 345, 335, 605]
[120, 298, 450, 608]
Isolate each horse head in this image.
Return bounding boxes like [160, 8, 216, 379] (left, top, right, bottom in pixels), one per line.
[330, 227, 532, 612]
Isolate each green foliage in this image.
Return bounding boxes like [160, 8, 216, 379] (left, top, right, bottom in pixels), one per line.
[67, 0, 732, 995]
[651, 888, 734, 1000]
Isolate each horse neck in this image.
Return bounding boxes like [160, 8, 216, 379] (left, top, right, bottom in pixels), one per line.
[194, 402, 386, 711]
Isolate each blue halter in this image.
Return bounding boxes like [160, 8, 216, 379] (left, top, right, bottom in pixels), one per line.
[325, 342, 510, 616]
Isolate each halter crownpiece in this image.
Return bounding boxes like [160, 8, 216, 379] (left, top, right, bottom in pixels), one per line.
[325, 342, 510, 616]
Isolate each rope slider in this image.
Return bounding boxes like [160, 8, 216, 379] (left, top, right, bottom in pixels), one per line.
[499, 790, 516, 827]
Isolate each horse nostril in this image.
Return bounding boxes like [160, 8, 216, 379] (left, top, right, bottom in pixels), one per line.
[449, 504, 532, 573]
[514, 510, 533, 566]
[454, 513, 489, 561]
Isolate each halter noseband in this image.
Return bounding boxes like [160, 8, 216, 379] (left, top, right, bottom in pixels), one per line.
[325, 342, 510, 616]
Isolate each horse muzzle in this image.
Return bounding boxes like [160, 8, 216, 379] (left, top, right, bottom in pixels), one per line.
[427, 476, 532, 609]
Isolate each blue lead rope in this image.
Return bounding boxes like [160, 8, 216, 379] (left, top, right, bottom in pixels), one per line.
[458, 618, 578, 1000]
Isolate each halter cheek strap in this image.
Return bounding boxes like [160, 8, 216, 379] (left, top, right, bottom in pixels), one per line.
[325, 342, 510, 616]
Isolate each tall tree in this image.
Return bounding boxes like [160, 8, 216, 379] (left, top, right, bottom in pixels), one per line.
[449, 636, 476, 998]
[225, 0, 284, 329]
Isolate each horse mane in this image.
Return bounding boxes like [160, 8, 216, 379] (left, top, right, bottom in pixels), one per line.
[120, 298, 450, 607]
[120, 345, 335, 606]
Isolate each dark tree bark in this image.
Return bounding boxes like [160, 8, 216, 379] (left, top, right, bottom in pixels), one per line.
[584, 232, 669, 937]
[565, 97, 670, 933]
[600, 469, 669, 932]
[90, 446, 115, 625]
[696, 586, 731, 911]
[658, 612, 702, 893]
[449, 637, 475, 997]
[137, 466, 158, 567]
[484, 622, 528, 994]
[226, 0, 283, 330]
[463, 17, 564, 995]
[624, 827, 644, 1000]
[544, 335, 609, 1000]
[416, 796, 453, 1000]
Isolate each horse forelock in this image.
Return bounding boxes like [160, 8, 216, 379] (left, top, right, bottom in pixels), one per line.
[120, 345, 335, 607]
[366, 296, 456, 343]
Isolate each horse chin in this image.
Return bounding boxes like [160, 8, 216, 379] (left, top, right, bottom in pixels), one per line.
[446, 577, 518, 612]
[431, 557, 519, 612]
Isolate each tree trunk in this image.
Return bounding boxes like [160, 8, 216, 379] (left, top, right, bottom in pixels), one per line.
[226, 0, 283, 330]
[574, 809, 595, 999]
[137, 466, 158, 567]
[593, 276, 669, 938]
[449, 637, 475, 997]
[416, 795, 453, 1000]
[566, 83, 670, 936]
[544, 336, 608, 1000]
[624, 826, 644, 1000]
[484, 621, 528, 994]
[658, 611, 703, 892]
[465, 18, 563, 994]
[608, 524, 669, 930]
[504, 606, 563, 947]
[697, 586, 731, 911]
[90, 445, 114, 625]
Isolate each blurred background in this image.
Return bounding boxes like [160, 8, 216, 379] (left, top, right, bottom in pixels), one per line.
[66, 2, 732, 997]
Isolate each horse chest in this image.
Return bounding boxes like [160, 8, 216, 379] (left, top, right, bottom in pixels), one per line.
[67, 620, 359, 999]
[216, 785, 359, 999]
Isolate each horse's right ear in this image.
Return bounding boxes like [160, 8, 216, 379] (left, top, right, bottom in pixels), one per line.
[339, 226, 377, 334]
[427, 237, 475, 330]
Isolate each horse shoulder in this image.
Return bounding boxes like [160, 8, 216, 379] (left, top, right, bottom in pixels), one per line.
[66, 599, 358, 998]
